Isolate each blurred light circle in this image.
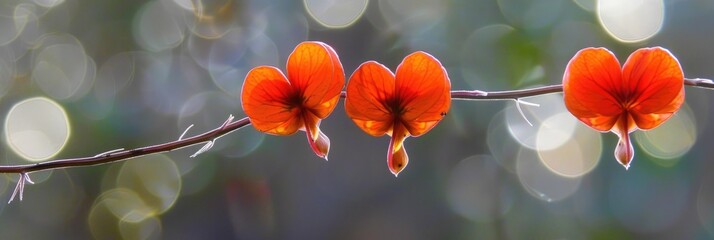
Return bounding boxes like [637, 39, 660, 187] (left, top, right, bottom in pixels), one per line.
[115, 154, 182, 217]
[170, 0, 194, 11]
[597, 0, 664, 43]
[573, 0, 596, 11]
[0, 175, 8, 214]
[505, 94, 568, 150]
[634, 104, 696, 162]
[186, 28, 247, 71]
[534, 112, 577, 151]
[486, 109, 520, 173]
[179, 157, 216, 196]
[0, 53, 14, 98]
[32, 42, 90, 100]
[100, 188, 155, 222]
[447, 155, 514, 222]
[548, 21, 605, 73]
[209, 32, 279, 97]
[89, 188, 153, 239]
[304, 0, 368, 28]
[139, 53, 210, 116]
[244, 6, 308, 61]
[82, 52, 137, 119]
[537, 114, 602, 178]
[134, 0, 185, 52]
[119, 216, 163, 240]
[378, 0, 447, 31]
[33, 0, 65, 8]
[698, 175, 714, 237]
[181, 0, 242, 39]
[19, 171, 83, 226]
[516, 147, 581, 202]
[0, 2, 31, 46]
[4, 97, 70, 161]
[497, 0, 564, 30]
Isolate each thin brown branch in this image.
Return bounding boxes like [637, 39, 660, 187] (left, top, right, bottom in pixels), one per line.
[1, 78, 712, 175]
[0, 116, 251, 174]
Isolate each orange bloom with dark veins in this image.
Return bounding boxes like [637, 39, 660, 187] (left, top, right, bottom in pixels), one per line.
[345, 51, 451, 176]
[241, 41, 344, 160]
[563, 47, 684, 169]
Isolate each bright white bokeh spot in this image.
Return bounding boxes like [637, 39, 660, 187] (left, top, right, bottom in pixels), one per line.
[5, 97, 70, 161]
[635, 105, 697, 161]
[534, 112, 577, 151]
[516, 148, 581, 202]
[134, 1, 185, 52]
[537, 115, 602, 178]
[505, 94, 568, 150]
[597, 0, 664, 43]
[304, 0, 368, 28]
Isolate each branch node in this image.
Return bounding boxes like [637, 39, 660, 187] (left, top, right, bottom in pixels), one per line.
[189, 114, 235, 158]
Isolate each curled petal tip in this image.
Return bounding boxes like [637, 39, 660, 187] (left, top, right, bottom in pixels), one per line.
[306, 128, 330, 160]
[615, 133, 634, 170]
[388, 138, 409, 177]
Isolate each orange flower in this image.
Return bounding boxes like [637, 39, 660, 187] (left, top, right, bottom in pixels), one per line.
[563, 47, 684, 169]
[345, 52, 451, 176]
[241, 41, 344, 160]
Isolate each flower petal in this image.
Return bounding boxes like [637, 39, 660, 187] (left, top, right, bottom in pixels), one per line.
[613, 114, 636, 169]
[394, 51, 451, 137]
[286, 41, 344, 119]
[563, 47, 625, 131]
[345, 61, 396, 137]
[303, 111, 330, 160]
[388, 123, 409, 177]
[622, 47, 685, 130]
[241, 66, 301, 135]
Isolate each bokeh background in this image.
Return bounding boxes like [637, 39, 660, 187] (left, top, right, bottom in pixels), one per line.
[0, 0, 713, 239]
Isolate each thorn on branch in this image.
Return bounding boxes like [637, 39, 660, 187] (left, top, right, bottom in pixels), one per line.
[513, 98, 539, 127]
[93, 148, 125, 157]
[179, 124, 194, 141]
[8, 173, 34, 203]
[190, 114, 235, 158]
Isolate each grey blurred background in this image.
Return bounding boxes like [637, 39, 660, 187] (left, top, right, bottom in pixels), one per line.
[1, 0, 714, 239]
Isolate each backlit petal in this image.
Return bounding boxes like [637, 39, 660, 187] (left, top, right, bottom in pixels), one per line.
[303, 111, 330, 160]
[563, 48, 624, 131]
[345, 61, 396, 136]
[394, 51, 451, 136]
[388, 123, 409, 177]
[612, 114, 636, 169]
[286, 41, 344, 118]
[622, 47, 684, 130]
[241, 66, 302, 135]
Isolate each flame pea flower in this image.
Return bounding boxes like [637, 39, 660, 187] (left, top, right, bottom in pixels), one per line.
[241, 41, 344, 160]
[345, 51, 451, 176]
[563, 47, 684, 169]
